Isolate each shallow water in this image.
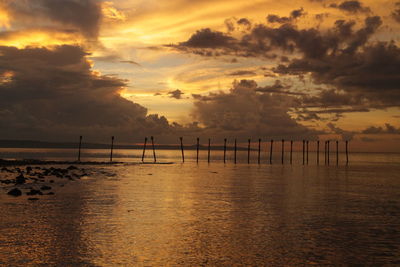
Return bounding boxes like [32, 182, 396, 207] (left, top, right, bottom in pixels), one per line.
[1, 150, 400, 266]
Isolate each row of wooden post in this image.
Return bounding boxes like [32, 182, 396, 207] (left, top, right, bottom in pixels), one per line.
[140, 137, 349, 165]
[77, 136, 349, 165]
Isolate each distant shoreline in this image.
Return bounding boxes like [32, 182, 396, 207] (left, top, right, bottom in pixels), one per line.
[0, 139, 251, 151]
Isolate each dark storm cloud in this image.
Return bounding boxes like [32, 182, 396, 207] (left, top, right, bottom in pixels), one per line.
[191, 80, 317, 139]
[168, 89, 184, 99]
[0, 45, 189, 142]
[329, 1, 371, 14]
[362, 124, 400, 134]
[4, 0, 102, 39]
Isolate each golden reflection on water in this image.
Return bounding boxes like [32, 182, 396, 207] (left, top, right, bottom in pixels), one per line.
[1, 161, 400, 266]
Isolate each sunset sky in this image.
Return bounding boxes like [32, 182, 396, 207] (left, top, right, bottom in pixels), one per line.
[0, 0, 399, 151]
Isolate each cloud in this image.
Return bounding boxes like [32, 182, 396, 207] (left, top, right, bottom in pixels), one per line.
[0, 45, 189, 142]
[267, 8, 306, 24]
[172, 13, 399, 125]
[3, 0, 102, 39]
[362, 124, 400, 134]
[329, 1, 371, 14]
[168, 89, 184, 99]
[237, 18, 252, 29]
[327, 122, 355, 140]
[255, 80, 304, 96]
[228, 70, 256, 76]
[392, 2, 400, 23]
[300, 89, 364, 108]
[178, 28, 235, 49]
[191, 79, 317, 139]
[120, 60, 141, 66]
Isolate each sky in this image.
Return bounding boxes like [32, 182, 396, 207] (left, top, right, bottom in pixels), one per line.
[0, 0, 399, 151]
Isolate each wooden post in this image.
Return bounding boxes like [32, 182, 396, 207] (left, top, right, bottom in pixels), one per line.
[346, 140, 349, 166]
[234, 139, 237, 164]
[306, 140, 309, 165]
[180, 137, 184, 163]
[336, 140, 339, 166]
[224, 138, 227, 164]
[247, 139, 251, 164]
[258, 139, 261, 164]
[77, 135, 82, 162]
[269, 140, 273, 164]
[290, 140, 293, 165]
[151, 136, 156, 163]
[324, 141, 327, 165]
[281, 139, 284, 165]
[327, 140, 330, 166]
[208, 138, 211, 163]
[110, 136, 114, 162]
[196, 137, 199, 163]
[317, 140, 320, 165]
[302, 140, 305, 165]
[141, 137, 147, 162]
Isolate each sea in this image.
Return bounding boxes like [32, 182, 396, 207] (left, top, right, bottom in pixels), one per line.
[0, 148, 399, 266]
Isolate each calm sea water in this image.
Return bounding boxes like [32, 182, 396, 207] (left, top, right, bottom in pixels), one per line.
[0, 148, 399, 266]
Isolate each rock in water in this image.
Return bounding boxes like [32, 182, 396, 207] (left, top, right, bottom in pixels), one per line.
[67, 165, 78, 170]
[7, 188, 22, 197]
[15, 174, 26, 185]
[26, 189, 43, 196]
[40, 185, 52, 191]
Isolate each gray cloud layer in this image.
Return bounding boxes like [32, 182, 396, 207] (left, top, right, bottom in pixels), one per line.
[0, 45, 187, 142]
[192, 80, 317, 140]
[4, 0, 102, 39]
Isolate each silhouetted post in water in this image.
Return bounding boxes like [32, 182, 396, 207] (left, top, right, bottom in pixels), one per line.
[269, 140, 273, 164]
[151, 136, 156, 163]
[306, 140, 309, 165]
[110, 136, 114, 162]
[141, 137, 147, 162]
[281, 139, 284, 165]
[247, 139, 251, 164]
[324, 141, 327, 165]
[180, 137, 184, 163]
[302, 140, 305, 165]
[336, 140, 339, 165]
[317, 140, 320, 165]
[234, 139, 237, 164]
[196, 138, 200, 163]
[208, 138, 211, 163]
[77, 135, 82, 162]
[224, 138, 227, 164]
[327, 140, 330, 165]
[290, 140, 293, 164]
[258, 139, 261, 164]
[346, 140, 349, 165]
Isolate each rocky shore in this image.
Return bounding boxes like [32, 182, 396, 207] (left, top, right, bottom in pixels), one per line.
[0, 159, 125, 200]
